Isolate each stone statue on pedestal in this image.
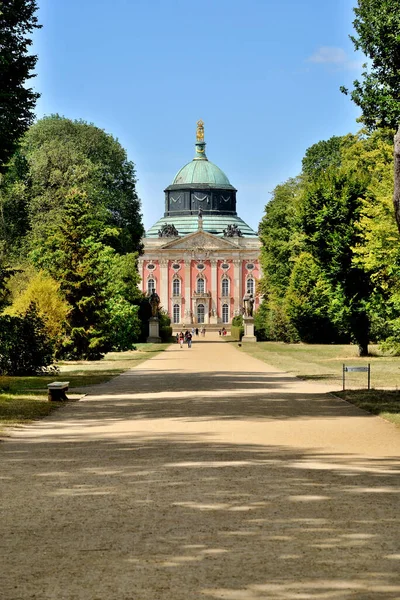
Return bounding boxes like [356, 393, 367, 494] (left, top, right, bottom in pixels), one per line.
[149, 291, 160, 317]
[243, 293, 254, 317]
[242, 293, 257, 342]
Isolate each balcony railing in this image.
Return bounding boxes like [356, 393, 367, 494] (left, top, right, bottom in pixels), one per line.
[192, 291, 211, 298]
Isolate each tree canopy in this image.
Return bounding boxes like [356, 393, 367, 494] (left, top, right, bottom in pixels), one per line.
[341, 0, 400, 231]
[257, 128, 400, 355]
[341, 0, 400, 131]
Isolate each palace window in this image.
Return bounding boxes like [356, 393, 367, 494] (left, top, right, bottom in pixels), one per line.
[222, 304, 229, 324]
[172, 278, 180, 296]
[147, 278, 156, 294]
[247, 277, 254, 295]
[197, 278, 205, 294]
[173, 304, 180, 324]
[221, 278, 229, 297]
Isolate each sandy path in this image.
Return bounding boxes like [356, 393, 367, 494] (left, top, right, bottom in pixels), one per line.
[1, 336, 400, 599]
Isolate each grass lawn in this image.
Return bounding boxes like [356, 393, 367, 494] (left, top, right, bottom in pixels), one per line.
[236, 341, 400, 426]
[0, 343, 167, 432]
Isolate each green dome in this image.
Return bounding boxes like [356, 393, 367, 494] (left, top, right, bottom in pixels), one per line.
[173, 158, 231, 187]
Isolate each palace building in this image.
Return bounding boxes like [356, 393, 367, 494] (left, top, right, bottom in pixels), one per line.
[138, 121, 261, 326]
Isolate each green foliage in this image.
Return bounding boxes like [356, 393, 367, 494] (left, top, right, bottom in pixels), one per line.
[258, 131, 384, 354]
[5, 269, 70, 340]
[232, 314, 243, 327]
[105, 299, 140, 351]
[20, 115, 144, 255]
[30, 189, 114, 359]
[258, 178, 302, 298]
[0, 1, 41, 172]
[159, 310, 172, 342]
[284, 253, 344, 343]
[0, 115, 146, 360]
[0, 304, 54, 375]
[341, 0, 400, 130]
[301, 136, 344, 179]
[230, 325, 244, 341]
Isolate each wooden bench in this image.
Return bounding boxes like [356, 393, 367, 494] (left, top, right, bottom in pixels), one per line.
[47, 381, 70, 402]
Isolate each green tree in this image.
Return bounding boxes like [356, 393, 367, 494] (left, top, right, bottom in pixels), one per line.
[0, 0, 41, 172]
[284, 253, 343, 343]
[301, 136, 344, 180]
[0, 303, 54, 375]
[5, 269, 70, 340]
[300, 169, 371, 354]
[341, 0, 400, 229]
[31, 189, 114, 359]
[20, 115, 144, 254]
[258, 178, 302, 297]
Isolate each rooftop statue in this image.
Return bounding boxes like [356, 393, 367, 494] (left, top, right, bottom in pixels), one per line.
[158, 223, 179, 238]
[223, 223, 243, 237]
[196, 119, 204, 142]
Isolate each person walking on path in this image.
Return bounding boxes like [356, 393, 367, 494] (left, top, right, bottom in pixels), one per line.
[195, 327, 199, 336]
[179, 332, 184, 348]
[186, 331, 192, 348]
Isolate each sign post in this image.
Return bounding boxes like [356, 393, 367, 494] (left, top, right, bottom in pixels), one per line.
[342, 364, 371, 391]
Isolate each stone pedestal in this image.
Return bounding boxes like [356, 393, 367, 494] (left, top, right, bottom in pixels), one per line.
[147, 317, 162, 343]
[242, 316, 257, 343]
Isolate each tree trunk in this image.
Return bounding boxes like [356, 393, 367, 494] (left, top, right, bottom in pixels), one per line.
[393, 126, 400, 232]
[351, 311, 369, 357]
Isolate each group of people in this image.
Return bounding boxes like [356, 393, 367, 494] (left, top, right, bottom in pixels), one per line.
[176, 327, 207, 348]
[219, 327, 227, 336]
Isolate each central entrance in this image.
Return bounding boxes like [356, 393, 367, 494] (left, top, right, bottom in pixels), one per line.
[197, 303, 205, 324]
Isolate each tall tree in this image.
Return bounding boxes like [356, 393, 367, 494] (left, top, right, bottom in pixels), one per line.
[341, 0, 400, 229]
[32, 188, 114, 359]
[300, 169, 371, 355]
[0, 0, 41, 173]
[21, 116, 144, 254]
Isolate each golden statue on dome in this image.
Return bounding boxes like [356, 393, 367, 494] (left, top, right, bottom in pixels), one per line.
[196, 120, 204, 141]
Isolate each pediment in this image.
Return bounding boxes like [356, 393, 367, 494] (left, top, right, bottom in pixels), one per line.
[160, 230, 238, 251]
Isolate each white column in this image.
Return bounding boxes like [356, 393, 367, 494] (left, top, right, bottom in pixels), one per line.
[233, 258, 242, 316]
[159, 258, 169, 314]
[210, 258, 218, 324]
[184, 259, 192, 323]
[137, 259, 144, 294]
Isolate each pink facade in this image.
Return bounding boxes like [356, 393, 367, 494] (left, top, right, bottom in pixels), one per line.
[140, 249, 260, 326]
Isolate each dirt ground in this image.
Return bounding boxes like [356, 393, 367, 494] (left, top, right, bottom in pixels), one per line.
[1, 335, 400, 600]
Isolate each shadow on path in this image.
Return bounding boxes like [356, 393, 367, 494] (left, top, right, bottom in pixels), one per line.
[2, 433, 400, 599]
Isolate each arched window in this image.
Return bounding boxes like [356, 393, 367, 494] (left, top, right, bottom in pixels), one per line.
[173, 304, 180, 324]
[197, 278, 205, 294]
[147, 278, 156, 294]
[173, 278, 180, 296]
[197, 303, 205, 323]
[247, 277, 254, 295]
[222, 303, 229, 324]
[221, 278, 229, 297]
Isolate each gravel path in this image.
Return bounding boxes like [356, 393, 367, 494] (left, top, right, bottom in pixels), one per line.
[1, 336, 400, 600]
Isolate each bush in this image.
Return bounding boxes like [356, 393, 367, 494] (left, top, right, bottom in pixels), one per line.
[106, 298, 140, 351]
[5, 270, 70, 340]
[160, 325, 173, 342]
[230, 325, 244, 341]
[232, 314, 243, 327]
[0, 304, 54, 375]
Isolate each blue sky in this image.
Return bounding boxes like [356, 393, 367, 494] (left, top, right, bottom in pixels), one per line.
[32, 0, 363, 232]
